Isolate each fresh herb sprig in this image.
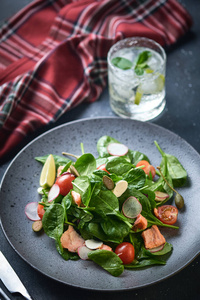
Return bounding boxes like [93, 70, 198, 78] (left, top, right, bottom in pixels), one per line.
[111, 50, 152, 75]
[134, 50, 152, 75]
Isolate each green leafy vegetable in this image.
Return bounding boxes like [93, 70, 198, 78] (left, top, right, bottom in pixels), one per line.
[88, 249, 124, 277]
[154, 141, 187, 187]
[35, 154, 71, 169]
[72, 176, 91, 207]
[42, 204, 64, 239]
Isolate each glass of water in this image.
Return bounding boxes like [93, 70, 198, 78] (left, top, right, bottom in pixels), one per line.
[107, 37, 166, 121]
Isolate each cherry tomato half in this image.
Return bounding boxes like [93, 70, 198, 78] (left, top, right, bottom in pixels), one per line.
[155, 205, 178, 225]
[97, 164, 110, 174]
[136, 160, 156, 179]
[37, 204, 45, 219]
[115, 242, 135, 265]
[55, 173, 76, 196]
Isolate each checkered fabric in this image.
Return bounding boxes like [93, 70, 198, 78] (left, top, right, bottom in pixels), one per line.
[0, 0, 192, 160]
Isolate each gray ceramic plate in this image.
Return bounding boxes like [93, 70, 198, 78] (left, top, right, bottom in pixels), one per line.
[0, 117, 200, 291]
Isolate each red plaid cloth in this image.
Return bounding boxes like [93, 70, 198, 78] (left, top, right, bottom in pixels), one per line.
[0, 0, 192, 160]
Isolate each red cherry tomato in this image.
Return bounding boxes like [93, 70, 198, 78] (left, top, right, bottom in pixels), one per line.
[55, 173, 76, 196]
[37, 204, 45, 219]
[136, 160, 156, 178]
[115, 242, 135, 265]
[97, 164, 110, 174]
[156, 205, 178, 225]
[147, 164, 156, 179]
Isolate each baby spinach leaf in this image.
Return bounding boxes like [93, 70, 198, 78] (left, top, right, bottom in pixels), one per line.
[92, 169, 110, 178]
[141, 188, 156, 209]
[80, 221, 108, 241]
[70, 207, 93, 228]
[143, 242, 173, 257]
[111, 57, 133, 70]
[130, 150, 150, 165]
[125, 258, 166, 269]
[101, 216, 130, 243]
[155, 141, 187, 187]
[123, 168, 146, 188]
[62, 193, 72, 223]
[72, 176, 91, 206]
[88, 249, 124, 277]
[106, 157, 133, 175]
[90, 190, 119, 218]
[42, 204, 64, 239]
[97, 135, 120, 157]
[62, 193, 72, 211]
[35, 155, 71, 169]
[96, 157, 108, 167]
[74, 153, 96, 176]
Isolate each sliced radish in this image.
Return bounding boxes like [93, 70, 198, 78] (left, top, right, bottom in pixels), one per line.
[85, 239, 103, 250]
[155, 191, 169, 202]
[60, 171, 71, 176]
[149, 244, 164, 253]
[122, 196, 142, 219]
[78, 245, 93, 260]
[113, 180, 128, 197]
[48, 184, 60, 202]
[107, 143, 128, 156]
[25, 202, 41, 221]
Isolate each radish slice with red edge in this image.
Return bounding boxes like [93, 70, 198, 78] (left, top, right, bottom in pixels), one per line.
[78, 245, 93, 260]
[122, 196, 142, 219]
[154, 191, 169, 202]
[48, 184, 60, 202]
[60, 171, 71, 176]
[25, 202, 41, 221]
[149, 244, 164, 253]
[107, 143, 128, 156]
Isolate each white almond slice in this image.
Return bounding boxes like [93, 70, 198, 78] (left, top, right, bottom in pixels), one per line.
[85, 239, 103, 250]
[113, 180, 128, 197]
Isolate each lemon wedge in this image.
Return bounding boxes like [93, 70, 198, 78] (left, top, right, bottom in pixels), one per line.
[134, 88, 143, 105]
[40, 154, 56, 188]
[155, 74, 165, 91]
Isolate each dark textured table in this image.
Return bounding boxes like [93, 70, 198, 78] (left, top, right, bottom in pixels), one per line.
[0, 1, 200, 299]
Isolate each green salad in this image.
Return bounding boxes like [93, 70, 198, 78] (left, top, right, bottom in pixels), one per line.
[25, 135, 187, 277]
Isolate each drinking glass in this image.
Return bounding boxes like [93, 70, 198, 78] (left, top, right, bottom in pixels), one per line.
[107, 37, 166, 121]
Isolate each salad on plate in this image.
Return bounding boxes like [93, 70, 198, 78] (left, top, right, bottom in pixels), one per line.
[25, 135, 187, 277]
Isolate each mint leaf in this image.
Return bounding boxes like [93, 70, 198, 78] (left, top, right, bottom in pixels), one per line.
[134, 68, 144, 76]
[135, 50, 152, 65]
[111, 57, 133, 70]
[134, 50, 152, 76]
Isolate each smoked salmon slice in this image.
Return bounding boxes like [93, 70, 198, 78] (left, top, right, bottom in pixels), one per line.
[99, 244, 113, 252]
[132, 214, 148, 231]
[60, 225, 85, 252]
[141, 225, 166, 249]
